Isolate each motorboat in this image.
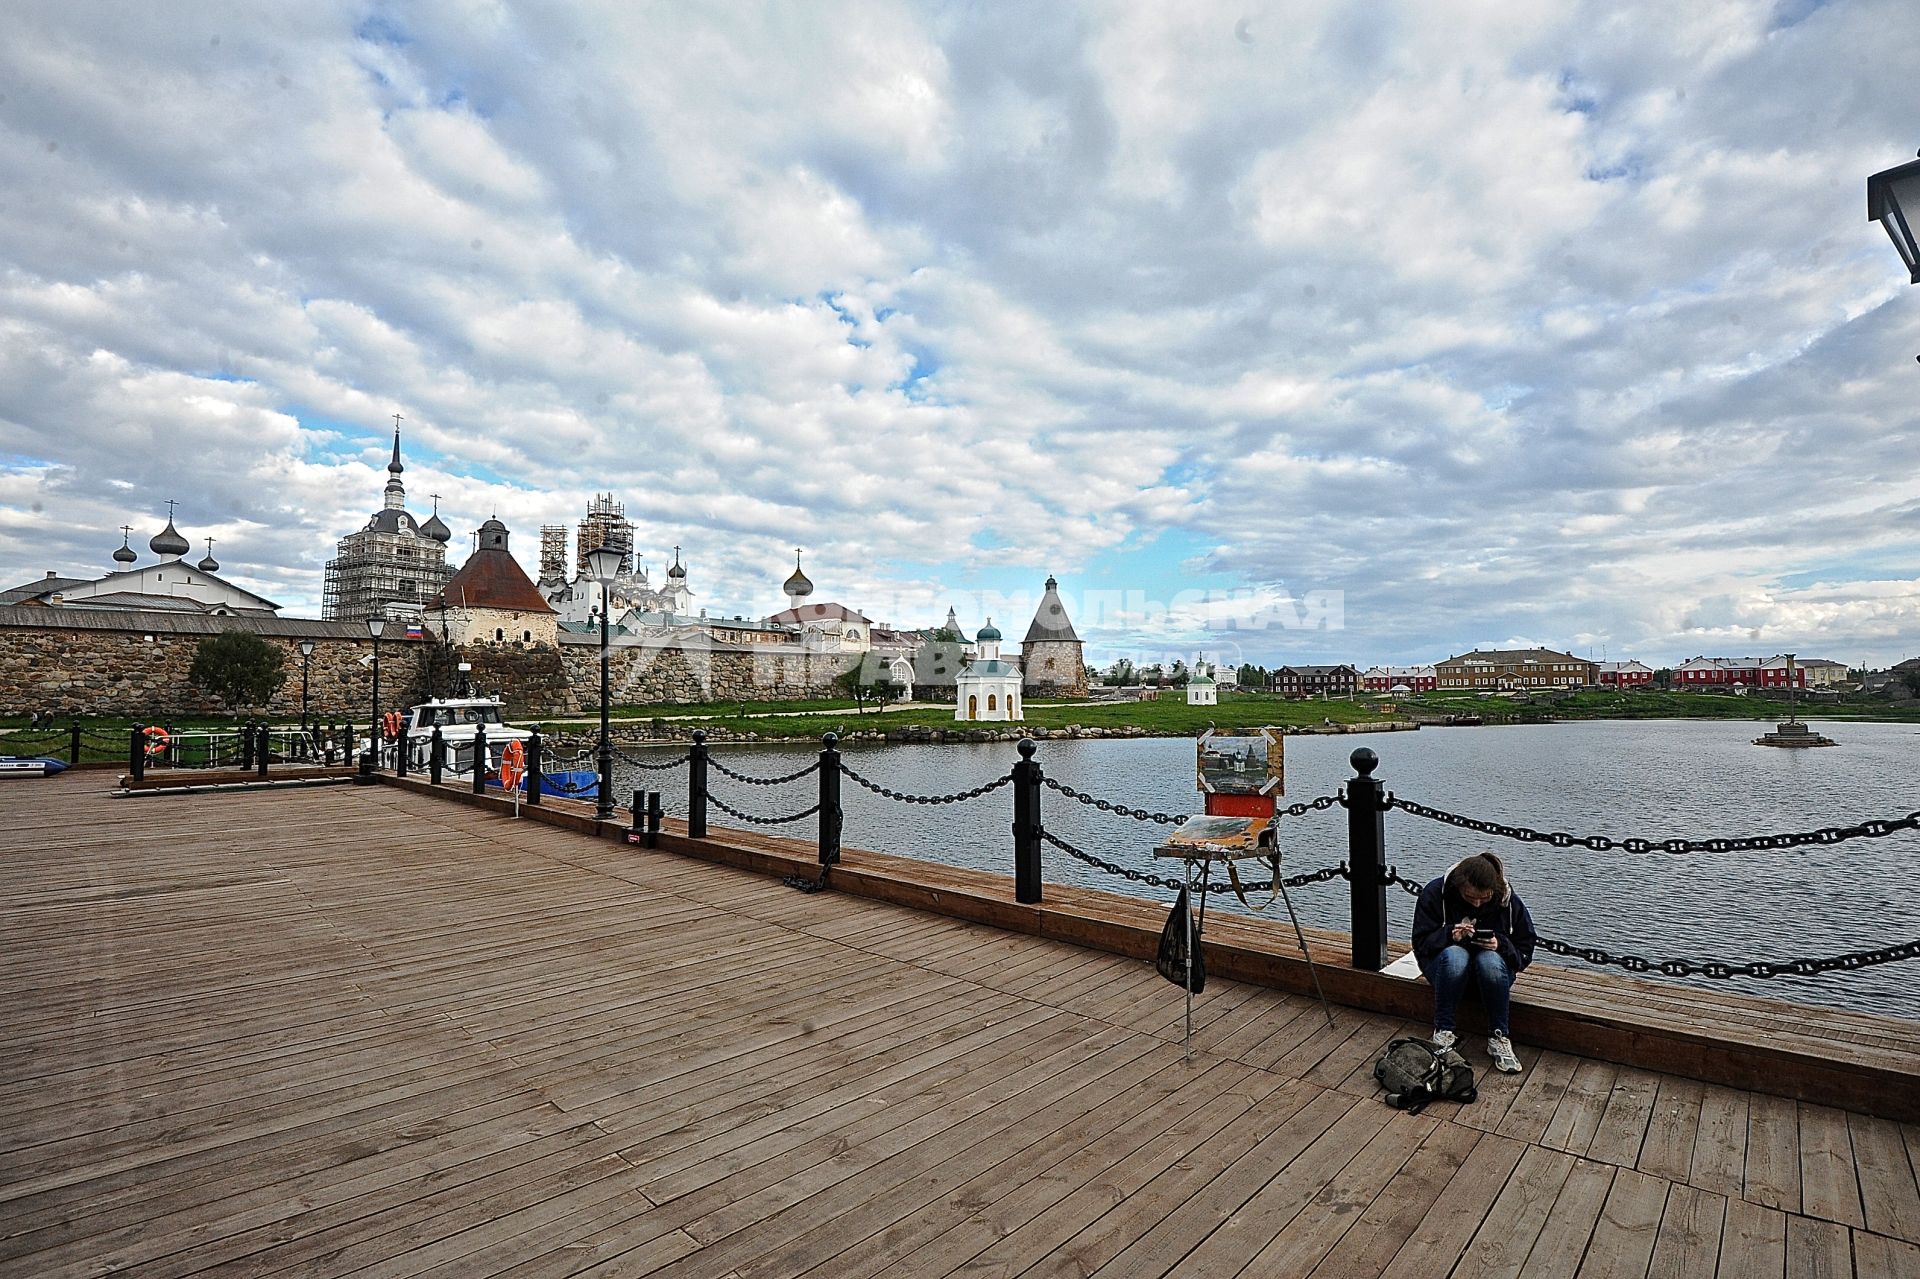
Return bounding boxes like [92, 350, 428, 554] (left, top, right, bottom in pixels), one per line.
[0, 756, 68, 779]
[377, 696, 534, 775]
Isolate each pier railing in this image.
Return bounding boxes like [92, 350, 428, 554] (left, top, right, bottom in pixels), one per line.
[380, 730, 1920, 990]
[122, 721, 359, 779]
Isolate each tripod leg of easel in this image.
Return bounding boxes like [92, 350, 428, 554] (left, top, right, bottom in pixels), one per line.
[1183, 859, 1194, 1063]
[1277, 879, 1337, 1028]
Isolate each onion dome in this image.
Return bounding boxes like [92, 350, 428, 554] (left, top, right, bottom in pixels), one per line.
[149, 513, 190, 558]
[976, 619, 1002, 644]
[667, 545, 687, 580]
[197, 537, 219, 573]
[111, 527, 137, 565]
[421, 496, 451, 544]
[783, 550, 813, 599]
[387, 426, 404, 475]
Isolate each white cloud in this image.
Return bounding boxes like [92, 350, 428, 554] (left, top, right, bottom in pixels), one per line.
[0, 0, 1917, 667]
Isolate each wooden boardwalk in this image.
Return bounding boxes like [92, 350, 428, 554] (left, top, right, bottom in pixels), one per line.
[2, 777, 1917, 1278]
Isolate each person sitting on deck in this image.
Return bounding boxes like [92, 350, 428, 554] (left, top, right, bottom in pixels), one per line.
[1411, 851, 1536, 1074]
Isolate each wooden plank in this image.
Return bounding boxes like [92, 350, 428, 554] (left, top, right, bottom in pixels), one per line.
[1719, 1197, 1787, 1279]
[1511, 1155, 1616, 1276]
[1797, 1104, 1864, 1229]
[1648, 1184, 1727, 1279]
[1783, 1214, 1852, 1279]
[1541, 1059, 1620, 1157]
[1305, 1121, 1483, 1279]
[1690, 1085, 1750, 1198]
[1745, 1094, 1803, 1213]
[1495, 1049, 1582, 1145]
[1576, 1166, 1668, 1279]
[1449, 1144, 1578, 1279]
[1849, 1113, 1920, 1242]
[1852, 1229, 1920, 1279]
[938, 1072, 1298, 1279]
[1637, 1075, 1705, 1183]
[1231, 1111, 1438, 1277]
[1587, 1066, 1662, 1168]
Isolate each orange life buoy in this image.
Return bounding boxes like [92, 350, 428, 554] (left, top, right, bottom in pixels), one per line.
[499, 739, 526, 790]
[143, 725, 170, 757]
[384, 710, 402, 739]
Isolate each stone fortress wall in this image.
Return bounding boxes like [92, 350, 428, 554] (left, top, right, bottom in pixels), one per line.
[0, 607, 855, 721]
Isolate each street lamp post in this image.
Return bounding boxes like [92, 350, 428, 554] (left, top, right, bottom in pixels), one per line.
[298, 640, 315, 733]
[1868, 150, 1920, 284]
[367, 618, 385, 771]
[586, 544, 623, 821]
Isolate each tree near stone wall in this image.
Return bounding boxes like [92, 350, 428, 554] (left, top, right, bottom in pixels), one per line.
[188, 630, 287, 712]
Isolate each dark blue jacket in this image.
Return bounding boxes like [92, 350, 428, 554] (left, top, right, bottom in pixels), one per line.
[1411, 866, 1537, 973]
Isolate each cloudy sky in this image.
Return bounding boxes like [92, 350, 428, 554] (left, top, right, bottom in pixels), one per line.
[2, 0, 1918, 671]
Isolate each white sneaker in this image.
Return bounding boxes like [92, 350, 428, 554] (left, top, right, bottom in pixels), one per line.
[1430, 1029, 1456, 1050]
[1488, 1034, 1521, 1073]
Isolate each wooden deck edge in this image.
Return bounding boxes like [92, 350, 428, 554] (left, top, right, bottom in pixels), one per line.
[118, 765, 360, 790]
[372, 772, 1920, 1122]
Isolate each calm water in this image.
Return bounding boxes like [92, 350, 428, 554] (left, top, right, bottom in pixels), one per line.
[604, 720, 1920, 1020]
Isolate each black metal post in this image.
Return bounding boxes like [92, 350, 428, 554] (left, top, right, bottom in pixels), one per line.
[369, 634, 382, 774]
[257, 726, 269, 778]
[69, 720, 81, 765]
[1012, 738, 1043, 903]
[688, 730, 708, 839]
[239, 720, 254, 771]
[526, 729, 543, 806]
[629, 788, 644, 841]
[818, 732, 841, 865]
[129, 725, 144, 781]
[595, 595, 615, 821]
[1346, 747, 1388, 971]
[429, 725, 444, 784]
[472, 722, 488, 794]
[396, 724, 409, 778]
[300, 650, 312, 731]
[646, 790, 663, 848]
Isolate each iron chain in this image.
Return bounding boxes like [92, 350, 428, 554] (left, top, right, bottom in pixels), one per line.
[708, 756, 820, 786]
[839, 763, 1012, 806]
[1037, 828, 1345, 894]
[707, 791, 821, 826]
[610, 745, 690, 771]
[1387, 795, 1920, 856]
[1537, 935, 1920, 979]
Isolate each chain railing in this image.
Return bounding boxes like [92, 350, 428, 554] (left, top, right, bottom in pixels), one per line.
[1037, 828, 1348, 894]
[612, 744, 690, 771]
[707, 790, 820, 826]
[1534, 935, 1920, 979]
[1386, 794, 1920, 856]
[709, 756, 820, 786]
[1040, 778, 1188, 825]
[840, 762, 1011, 806]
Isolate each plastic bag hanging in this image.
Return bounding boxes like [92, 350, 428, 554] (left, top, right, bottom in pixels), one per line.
[1156, 885, 1205, 992]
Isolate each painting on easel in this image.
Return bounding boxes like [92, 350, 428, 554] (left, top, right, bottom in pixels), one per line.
[1195, 726, 1284, 802]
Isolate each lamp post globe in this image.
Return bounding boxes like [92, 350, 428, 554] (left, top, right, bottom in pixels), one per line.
[298, 639, 315, 734]
[367, 618, 385, 771]
[1868, 151, 1920, 284]
[586, 544, 623, 822]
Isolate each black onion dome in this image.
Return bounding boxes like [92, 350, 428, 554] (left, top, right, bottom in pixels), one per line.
[198, 553, 219, 572]
[149, 516, 190, 558]
[420, 511, 451, 543]
[783, 552, 813, 598]
[667, 549, 687, 579]
[112, 539, 137, 565]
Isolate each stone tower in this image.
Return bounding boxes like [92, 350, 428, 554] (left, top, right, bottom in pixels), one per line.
[1020, 575, 1087, 697]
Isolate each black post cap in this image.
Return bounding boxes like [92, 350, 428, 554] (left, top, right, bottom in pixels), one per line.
[1350, 746, 1378, 776]
[1017, 737, 1036, 758]
[822, 731, 838, 748]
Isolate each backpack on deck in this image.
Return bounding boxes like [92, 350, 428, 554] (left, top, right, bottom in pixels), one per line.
[1373, 1037, 1477, 1114]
